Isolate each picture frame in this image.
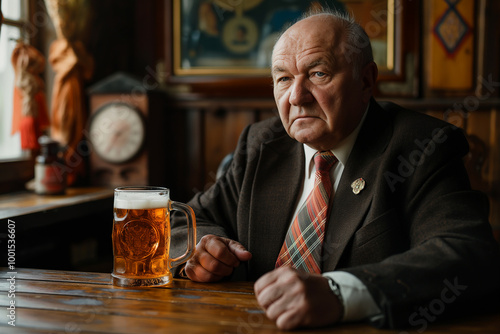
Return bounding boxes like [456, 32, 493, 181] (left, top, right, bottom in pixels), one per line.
[172, 0, 398, 77]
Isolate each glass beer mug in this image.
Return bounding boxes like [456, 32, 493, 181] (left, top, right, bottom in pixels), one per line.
[112, 186, 196, 287]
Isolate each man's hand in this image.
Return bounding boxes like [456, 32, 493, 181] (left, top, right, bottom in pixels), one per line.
[254, 266, 343, 330]
[184, 235, 252, 282]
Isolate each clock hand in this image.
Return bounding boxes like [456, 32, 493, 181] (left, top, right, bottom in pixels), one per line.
[106, 123, 130, 153]
[106, 128, 123, 153]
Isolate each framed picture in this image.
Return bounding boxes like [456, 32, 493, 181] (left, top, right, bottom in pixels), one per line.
[173, 0, 398, 76]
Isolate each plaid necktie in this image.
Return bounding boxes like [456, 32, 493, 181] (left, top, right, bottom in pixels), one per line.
[275, 151, 338, 273]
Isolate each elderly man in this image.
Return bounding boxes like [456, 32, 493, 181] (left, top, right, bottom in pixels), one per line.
[172, 11, 500, 330]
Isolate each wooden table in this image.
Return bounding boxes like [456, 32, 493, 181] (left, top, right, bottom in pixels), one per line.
[0, 268, 499, 333]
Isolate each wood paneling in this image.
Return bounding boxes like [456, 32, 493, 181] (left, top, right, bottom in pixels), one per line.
[169, 99, 277, 202]
[203, 108, 256, 184]
[425, 0, 475, 93]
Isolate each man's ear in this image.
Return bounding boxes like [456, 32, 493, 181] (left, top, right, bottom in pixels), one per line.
[361, 62, 378, 104]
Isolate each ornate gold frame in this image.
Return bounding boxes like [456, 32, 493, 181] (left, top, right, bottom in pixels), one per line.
[173, 0, 397, 76]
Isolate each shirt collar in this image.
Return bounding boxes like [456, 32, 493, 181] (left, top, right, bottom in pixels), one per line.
[303, 105, 369, 178]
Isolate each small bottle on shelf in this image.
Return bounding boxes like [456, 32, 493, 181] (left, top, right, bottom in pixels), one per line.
[34, 136, 67, 195]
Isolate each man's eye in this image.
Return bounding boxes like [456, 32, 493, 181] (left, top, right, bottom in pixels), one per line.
[314, 72, 326, 77]
[278, 76, 290, 82]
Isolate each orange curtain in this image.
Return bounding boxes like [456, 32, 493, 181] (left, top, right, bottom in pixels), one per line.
[44, 0, 93, 185]
[48, 38, 93, 154]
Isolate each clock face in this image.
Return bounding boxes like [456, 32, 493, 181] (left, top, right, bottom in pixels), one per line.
[89, 102, 146, 164]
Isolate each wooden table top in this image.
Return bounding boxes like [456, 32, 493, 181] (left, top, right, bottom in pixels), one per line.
[0, 268, 499, 333]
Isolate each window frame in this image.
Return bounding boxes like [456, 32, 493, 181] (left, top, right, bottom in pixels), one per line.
[0, 0, 38, 194]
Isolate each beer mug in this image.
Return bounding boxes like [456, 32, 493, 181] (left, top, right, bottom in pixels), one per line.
[112, 186, 196, 287]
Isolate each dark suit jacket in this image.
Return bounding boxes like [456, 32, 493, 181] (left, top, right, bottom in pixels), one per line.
[171, 100, 500, 328]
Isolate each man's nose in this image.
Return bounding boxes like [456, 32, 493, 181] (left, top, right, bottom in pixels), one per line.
[289, 79, 313, 106]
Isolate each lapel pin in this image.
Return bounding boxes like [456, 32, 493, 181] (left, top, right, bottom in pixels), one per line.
[351, 178, 365, 195]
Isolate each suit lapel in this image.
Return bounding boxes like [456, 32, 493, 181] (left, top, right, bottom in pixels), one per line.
[323, 101, 393, 271]
[248, 134, 304, 280]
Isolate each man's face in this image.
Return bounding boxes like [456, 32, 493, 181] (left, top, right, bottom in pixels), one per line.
[272, 15, 375, 151]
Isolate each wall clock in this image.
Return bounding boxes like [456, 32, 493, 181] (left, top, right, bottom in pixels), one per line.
[89, 102, 146, 164]
[87, 72, 168, 187]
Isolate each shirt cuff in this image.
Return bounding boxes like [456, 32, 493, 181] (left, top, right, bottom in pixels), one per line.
[322, 271, 382, 322]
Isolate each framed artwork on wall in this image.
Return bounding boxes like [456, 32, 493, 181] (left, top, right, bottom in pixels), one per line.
[173, 0, 399, 77]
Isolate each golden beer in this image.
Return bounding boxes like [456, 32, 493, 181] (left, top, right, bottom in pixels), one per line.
[112, 207, 170, 279]
[112, 187, 196, 287]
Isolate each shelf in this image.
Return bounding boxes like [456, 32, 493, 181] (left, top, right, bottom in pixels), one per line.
[0, 187, 114, 230]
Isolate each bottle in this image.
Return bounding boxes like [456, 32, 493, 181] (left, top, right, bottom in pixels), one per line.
[34, 136, 67, 195]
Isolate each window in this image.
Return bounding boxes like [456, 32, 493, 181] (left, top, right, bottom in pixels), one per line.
[0, 0, 30, 161]
[0, 0, 34, 193]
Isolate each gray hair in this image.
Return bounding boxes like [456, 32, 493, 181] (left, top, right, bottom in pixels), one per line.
[273, 9, 374, 79]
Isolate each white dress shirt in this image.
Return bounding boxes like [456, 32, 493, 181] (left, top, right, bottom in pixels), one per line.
[290, 110, 382, 322]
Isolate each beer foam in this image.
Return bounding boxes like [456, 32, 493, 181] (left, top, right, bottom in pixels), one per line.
[115, 193, 168, 209]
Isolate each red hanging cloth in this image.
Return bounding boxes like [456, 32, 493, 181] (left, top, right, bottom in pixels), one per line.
[11, 42, 50, 150]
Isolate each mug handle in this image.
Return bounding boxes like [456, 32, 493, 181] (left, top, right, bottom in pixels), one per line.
[168, 201, 197, 269]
